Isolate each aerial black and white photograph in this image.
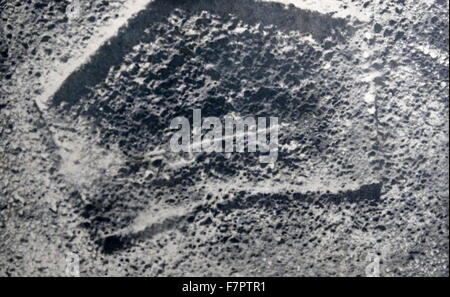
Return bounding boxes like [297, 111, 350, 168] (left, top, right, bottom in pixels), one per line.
[0, 0, 448, 279]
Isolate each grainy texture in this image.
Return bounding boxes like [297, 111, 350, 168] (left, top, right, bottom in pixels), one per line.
[0, 0, 448, 276]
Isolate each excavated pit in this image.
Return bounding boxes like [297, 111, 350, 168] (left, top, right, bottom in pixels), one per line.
[47, 0, 381, 256]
